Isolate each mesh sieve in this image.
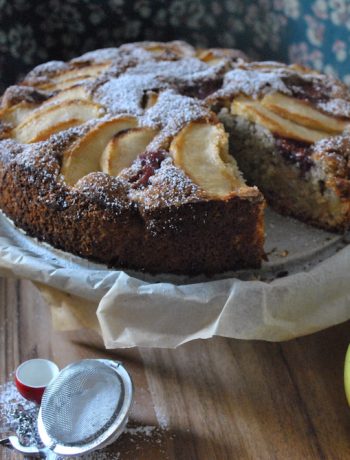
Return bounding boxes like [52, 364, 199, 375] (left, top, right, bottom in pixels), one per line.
[37, 359, 133, 457]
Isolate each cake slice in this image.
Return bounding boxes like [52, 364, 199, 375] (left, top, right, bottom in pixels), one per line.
[211, 62, 350, 231]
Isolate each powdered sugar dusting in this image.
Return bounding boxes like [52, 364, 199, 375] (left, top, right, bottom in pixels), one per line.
[0, 378, 169, 459]
[79, 424, 168, 459]
[25, 60, 69, 79]
[124, 425, 157, 437]
[215, 67, 292, 99]
[313, 133, 350, 152]
[211, 61, 350, 119]
[95, 74, 163, 116]
[0, 378, 41, 447]
[0, 120, 96, 171]
[120, 40, 196, 58]
[94, 56, 221, 125]
[0, 379, 34, 425]
[1, 85, 52, 107]
[318, 98, 350, 118]
[130, 156, 203, 211]
[312, 132, 350, 173]
[126, 57, 224, 84]
[141, 90, 210, 146]
[71, 48, 125, 64]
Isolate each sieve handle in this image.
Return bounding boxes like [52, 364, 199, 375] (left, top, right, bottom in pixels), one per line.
[3, 435, 41, 456]
[1, 436, 58, 459]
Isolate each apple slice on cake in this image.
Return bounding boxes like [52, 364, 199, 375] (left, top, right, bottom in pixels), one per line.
[231, 97, 330, 143]
[261, 92, 349, 134]
[36, 63, 110, 91]
[62, 116, 138, 185]
[12, 99, 105, 143]
[197, 49, 224, 66]
[41, 85, 90, 107]
[144, 91, 158, 109]
[50, 63, 110, 84]
[0, 86, 90, 130]
[0, 102, 39, 126]
[38, 77, 97, 92]
[101, 127, 158, 176]
[170, 121, 244, 198]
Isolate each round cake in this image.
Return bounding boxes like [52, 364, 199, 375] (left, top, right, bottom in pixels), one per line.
[0, 41, 349, 275]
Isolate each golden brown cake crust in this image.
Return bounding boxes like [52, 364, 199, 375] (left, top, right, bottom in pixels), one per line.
[0, 135, 264, 275]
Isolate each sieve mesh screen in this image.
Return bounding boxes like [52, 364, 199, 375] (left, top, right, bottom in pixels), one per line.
[40, 360, 123, 446]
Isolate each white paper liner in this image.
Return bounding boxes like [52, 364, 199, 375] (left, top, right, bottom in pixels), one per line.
[0, 210, 349, 348]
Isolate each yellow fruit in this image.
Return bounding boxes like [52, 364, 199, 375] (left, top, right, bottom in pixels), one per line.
[344, 345, 350, 406]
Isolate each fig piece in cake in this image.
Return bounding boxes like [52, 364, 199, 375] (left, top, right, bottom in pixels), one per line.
[13, 99, 105, 143]
[101, 127, 158, 176]
[170, 121, 244, 198]
[261, 92, 349, 134]
[62, 116, 138, 186]
[231, 97, 329, 143]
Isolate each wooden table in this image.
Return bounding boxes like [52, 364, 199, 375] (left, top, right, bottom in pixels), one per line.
[1, 277, 350, 459]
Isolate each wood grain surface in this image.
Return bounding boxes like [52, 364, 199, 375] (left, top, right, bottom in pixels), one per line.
[0, 278, 350, 459]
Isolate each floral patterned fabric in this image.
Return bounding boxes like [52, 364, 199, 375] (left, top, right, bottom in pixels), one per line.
[0, 0, 349, 92]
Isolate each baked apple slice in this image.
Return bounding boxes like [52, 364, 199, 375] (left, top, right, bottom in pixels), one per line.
[101, 127, 158, 176]
[13, 99, 104, 143]
[144, 91, 158, 109]
[0, 101, 38, 126]
[231, 97, 330, 143]
[50, 63, 109, 84]
[38, 77, 96, 92]
[143, 44, 170, 56]
[62, 116, 137, 185]
[197, 48, 235, 66]
[170, 121, 244, 198]
[41, 85, 89, 107]
[138, 42, 194, 58]
[261, 92, 349, 134]
[37, 63, 109, 91]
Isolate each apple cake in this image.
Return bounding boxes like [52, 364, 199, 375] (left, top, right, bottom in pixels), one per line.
[0, 41, 349, 275]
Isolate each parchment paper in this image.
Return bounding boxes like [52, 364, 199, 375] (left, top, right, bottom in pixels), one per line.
[0, 210, 349, 348]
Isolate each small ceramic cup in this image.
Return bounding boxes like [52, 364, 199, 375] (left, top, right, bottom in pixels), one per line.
[15, 359, 60, 404]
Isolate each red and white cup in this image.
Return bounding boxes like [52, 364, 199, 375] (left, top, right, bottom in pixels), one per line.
[15, 359, 59, 405]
